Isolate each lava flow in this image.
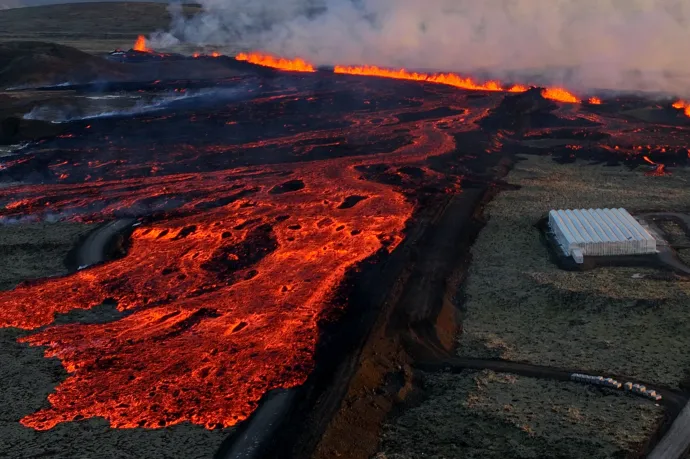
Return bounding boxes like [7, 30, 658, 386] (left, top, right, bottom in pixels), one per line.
[1, 162, 414, 430]
[235, 52, 315, 72]
[643, 155, 669, 176]
[0, 77, 465, 431]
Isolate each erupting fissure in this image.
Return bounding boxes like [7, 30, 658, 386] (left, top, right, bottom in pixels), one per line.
[235, 52, 315, 72]
[125, 38, 606, 105]
[540, 87, 580, 104]
[333, 64, 528, 94]
[673, 100, 690, 118]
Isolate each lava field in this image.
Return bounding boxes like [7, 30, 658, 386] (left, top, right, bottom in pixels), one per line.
[0, 48, 689, 442]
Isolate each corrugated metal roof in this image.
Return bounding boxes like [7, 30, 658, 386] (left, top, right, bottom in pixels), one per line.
[548, 208, 656, 262]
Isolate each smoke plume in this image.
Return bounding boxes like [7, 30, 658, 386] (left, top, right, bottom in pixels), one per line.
[155, 0, 690, 95]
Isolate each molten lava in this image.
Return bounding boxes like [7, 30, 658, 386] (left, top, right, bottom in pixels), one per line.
[0, 84, 463, 431]
[235, 52, 315, 72]
[0, 164, 416, 430]
[588, 97, 602, 105]
[541, 87, 581, 104]
[673, 100, 690, 117]
[133, 35, 149, 53]
[334, 65, 528, 93]
[643, 155, 669, 176]
[508, 84, 530, 93]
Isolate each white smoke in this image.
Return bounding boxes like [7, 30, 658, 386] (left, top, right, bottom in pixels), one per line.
[154, 0, 690, 95]
[23, 87, 249, 123]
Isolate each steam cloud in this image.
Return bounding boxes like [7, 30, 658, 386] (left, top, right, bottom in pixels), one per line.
[153, 0, 690, 95]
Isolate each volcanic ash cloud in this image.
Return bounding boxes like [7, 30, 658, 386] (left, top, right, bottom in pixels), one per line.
[155, 0, 690, 95]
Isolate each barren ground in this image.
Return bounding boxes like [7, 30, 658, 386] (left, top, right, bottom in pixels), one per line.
[459, 155, 690, 387]
[0, 222, 90, 290]
[379, 370, 662, 459]
[378, 155, 690, 458]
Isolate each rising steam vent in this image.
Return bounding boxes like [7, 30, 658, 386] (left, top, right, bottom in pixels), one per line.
[548, 208, 657, 263]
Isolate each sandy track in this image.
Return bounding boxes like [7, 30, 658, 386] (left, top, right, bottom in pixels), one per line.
[647, 401, 690, 459]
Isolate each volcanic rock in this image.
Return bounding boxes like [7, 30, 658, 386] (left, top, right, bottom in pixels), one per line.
[0, 41, 256, 90]
[480, 88, 561, 132]
[0, 115, 63, 145]
[0, 41, 126, 88]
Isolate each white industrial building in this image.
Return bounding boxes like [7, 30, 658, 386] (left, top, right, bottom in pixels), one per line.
[548, 208, 657, 263]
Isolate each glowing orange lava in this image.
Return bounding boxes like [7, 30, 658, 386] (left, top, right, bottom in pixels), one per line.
[232, 51, 589, 102]
[133, 35, 149, 53]
[0, 94, 461, 431]
[588, 97, 602, 105]
[235, 52, 315, 72]
[672, 100, 690, 117]
[334, 65, 528, 93]
[642, 155, 669, 176]
[0, 164, 412, 430]
[541, 87, 580, 104]
[508, 84, 530, 93]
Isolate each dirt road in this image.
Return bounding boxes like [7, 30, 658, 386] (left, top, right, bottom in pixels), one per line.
[647, 401, 690, 459]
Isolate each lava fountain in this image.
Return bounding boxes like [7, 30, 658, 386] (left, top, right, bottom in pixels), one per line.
[235, 52, 315, 72]
[333, 64, 528, 93]
[133, 35, 149, 53]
